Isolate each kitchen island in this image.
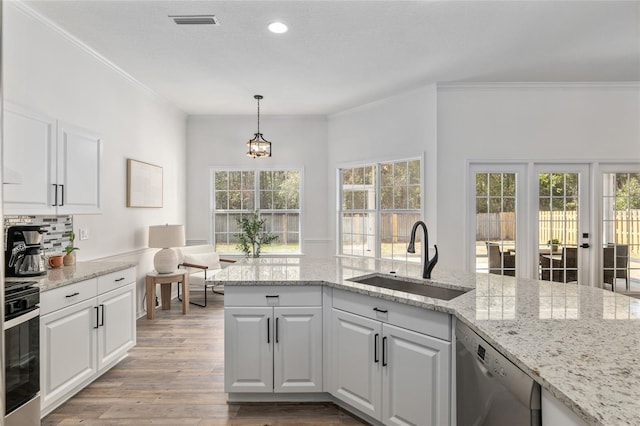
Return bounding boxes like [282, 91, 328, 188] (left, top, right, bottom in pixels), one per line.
[215, 257, 640, 426]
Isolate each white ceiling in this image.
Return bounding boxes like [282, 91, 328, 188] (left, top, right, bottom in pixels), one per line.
[24, 0, 640, 115]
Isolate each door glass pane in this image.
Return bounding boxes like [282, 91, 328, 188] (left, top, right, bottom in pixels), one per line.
[538, 173, 579, 283]
[475, 172, 516, 276]
[602, 172, 640, 293]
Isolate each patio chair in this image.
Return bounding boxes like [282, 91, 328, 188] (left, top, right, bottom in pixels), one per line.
[603, 244, 629, 291]
[486, 242, 515, 276]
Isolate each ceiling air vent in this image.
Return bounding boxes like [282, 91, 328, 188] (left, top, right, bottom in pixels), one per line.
[170, 15, 219, 25]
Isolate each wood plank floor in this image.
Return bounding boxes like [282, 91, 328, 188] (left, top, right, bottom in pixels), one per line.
[42, 291, 367, 425]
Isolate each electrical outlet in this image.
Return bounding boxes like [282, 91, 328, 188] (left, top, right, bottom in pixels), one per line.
[79, 228, 89, 240]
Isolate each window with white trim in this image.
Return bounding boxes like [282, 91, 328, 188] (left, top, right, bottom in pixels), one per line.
[339, 158, 422, 261]
[212, 169, 301, 254]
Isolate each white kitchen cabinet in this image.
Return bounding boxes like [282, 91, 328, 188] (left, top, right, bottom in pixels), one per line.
[40, 267, 136, 416]
[330, 289, 451, 426]
[273, 306, 323, 393]
[541, 388, 588, 426]
[382, 322, 450, 426]
[40, 297, 98, 412]
[331, 308, 382, 419]
[55, 121, 102, 215]
[224, 307, 273, 392]
[97, 283, 137, 369]
[2, 103, 56, 214]
[3, 102, 102, 215]
[224, 286, 323, 394]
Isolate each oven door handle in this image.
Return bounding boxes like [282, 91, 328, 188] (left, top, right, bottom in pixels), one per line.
[4, 307, 40, 330]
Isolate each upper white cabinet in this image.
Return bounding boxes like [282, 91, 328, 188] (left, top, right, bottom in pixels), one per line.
[3, 102, 102, 215]
[2, 103, 56, 214]
[55, 121, 102, 214]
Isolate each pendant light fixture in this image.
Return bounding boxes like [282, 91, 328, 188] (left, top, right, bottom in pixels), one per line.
[246, 95, 272, 158]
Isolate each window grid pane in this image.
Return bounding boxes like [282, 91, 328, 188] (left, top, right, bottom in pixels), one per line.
[339, 159, 422, 261]
[602, 172, 640, 293]
[475, 172, 517, 276]
[212, 170, 301, 254]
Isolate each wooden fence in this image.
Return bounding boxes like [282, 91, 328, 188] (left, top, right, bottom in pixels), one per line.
[476, 212, 516, 241]
[477, 210, 640, 256]
[613, 210, 640, 256]
[342, 213, 421, 243]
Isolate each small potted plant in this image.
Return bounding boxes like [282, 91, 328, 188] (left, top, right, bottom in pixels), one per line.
[236, 210, 278, 258]
[547, 238, 561, 253]
[63, 231, 79, 266]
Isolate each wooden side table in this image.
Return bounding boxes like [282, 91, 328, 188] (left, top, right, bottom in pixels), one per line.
[145, 270, 189, 319]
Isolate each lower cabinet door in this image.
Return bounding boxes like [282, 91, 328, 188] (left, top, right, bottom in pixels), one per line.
[224, 307, 273, 392]
[273, 306, 322, 392]
[97, 283, 136, 369]
[40, 298, 98, 412]
[382, 323, 451, 426]
[331, 308, 382, 419]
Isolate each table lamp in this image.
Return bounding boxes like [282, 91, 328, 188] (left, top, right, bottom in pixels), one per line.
[148, 224, 185, 274]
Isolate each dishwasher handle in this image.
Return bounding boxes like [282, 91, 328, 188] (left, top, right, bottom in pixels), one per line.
[475, 358, 493, 378]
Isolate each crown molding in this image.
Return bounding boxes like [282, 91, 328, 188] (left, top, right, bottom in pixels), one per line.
[11, 0, 184, 114]
[437, 81, 640, 90]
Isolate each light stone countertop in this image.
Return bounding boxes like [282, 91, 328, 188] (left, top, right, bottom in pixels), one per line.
[214, 256, 640, 426]
[6, 261, 137, 292]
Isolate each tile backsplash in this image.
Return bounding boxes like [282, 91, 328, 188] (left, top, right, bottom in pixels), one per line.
[4, 215, 73, 254]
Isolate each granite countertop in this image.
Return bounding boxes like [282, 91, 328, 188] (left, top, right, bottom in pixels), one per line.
[6, 261, 137, 292]
[214, 257, 640, 426]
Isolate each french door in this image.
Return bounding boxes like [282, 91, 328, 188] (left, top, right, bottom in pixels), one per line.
[471, 162, 640, 291]
[533, 164, 591, 286]
[470, 163, 591, 284]
[599, 165, 640, 294]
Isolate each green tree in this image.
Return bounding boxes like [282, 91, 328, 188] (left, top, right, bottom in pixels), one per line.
[615, 173, 640, 210]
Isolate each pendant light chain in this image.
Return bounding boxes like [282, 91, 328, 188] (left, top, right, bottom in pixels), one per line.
[256, 96, 260, 135]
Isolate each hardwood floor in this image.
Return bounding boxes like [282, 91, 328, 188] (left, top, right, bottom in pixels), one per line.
[42, 291, 366, 425]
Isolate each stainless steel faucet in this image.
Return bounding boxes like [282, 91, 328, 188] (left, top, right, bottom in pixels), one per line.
[407, 220, 438, 279]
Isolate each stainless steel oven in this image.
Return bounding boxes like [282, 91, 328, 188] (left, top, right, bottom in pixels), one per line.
[4, 281, 40, 426]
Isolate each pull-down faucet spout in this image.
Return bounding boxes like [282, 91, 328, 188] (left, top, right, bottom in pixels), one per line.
[407, 220, 438, 279]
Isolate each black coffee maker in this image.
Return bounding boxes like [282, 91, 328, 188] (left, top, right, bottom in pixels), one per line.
[5, 225, 47, 277]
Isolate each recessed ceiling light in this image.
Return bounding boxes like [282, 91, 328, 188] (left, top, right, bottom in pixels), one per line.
[268, 22, 288, 34]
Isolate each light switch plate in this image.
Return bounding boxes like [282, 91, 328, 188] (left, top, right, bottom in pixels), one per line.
[79, 228, 89, 240]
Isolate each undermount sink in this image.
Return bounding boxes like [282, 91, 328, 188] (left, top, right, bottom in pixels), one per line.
[349, 274, 467, 301]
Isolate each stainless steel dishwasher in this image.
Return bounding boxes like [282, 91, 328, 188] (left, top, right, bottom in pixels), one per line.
[456, 320, 541, 426]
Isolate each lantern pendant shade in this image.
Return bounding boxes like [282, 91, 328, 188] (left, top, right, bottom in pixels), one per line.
[247, 133, 271, 158]
[246, 95, 272, 158]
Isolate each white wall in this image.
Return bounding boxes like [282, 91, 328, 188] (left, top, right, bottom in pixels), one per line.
[327, 85, 438, 256]
[187, 115, 329, 257]
[436, 83, 640, 269]
[3, 2, 187, 315]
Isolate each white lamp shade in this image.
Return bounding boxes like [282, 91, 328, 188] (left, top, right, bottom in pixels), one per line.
[149, 225, 185, 274]
[148, 224, 185, 248]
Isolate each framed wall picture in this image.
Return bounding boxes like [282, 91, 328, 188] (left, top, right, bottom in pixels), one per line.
[126, 159, 163, 208]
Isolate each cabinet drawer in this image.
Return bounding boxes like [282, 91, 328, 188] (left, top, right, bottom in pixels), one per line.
[97, 267, 136, 294]
[40, 278, 98, 316]
[332, 289, 451, 341]
[225, 285, 322, 307]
